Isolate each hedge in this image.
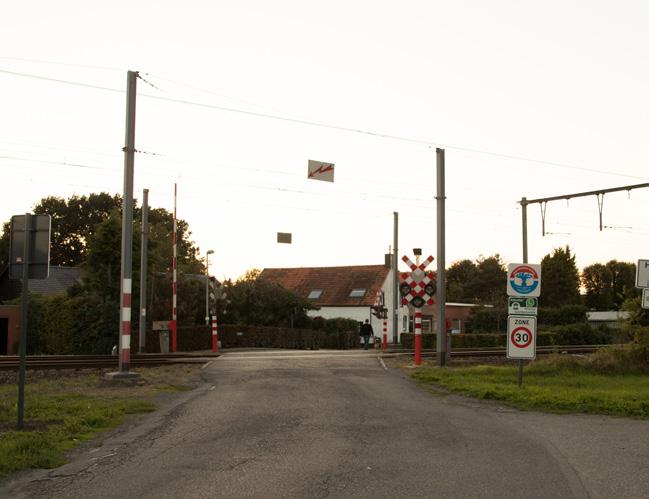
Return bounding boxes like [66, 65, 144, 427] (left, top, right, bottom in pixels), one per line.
[400, 323, 613, 349]
[141, 324, 360, 353]
[469, 304, 589, 333]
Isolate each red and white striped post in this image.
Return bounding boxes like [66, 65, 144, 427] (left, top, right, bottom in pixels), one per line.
[382, 319, 387, 352]
[120, 278, 133, 369]
[212, 313, 218, 353]
[414, 308, 422, 365]
[171, 183, 178, 352]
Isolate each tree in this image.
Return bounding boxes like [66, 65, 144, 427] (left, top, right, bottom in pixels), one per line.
[581, 263, 614, 310]
[32, 193, 121, 266]
[541, 246, 581, 308]
[0, 221, 9, 270]
[605, 260, 637, 309]
[222, 269, 315, 327]
[445, 255, 506, 305]
[82, 205, 205, 307]
[582, 260, 638, 310]
[473, 255, 507, 305]
[446, 259, 477, 302]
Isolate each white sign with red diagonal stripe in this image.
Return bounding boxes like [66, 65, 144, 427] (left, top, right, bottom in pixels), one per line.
[400, 254, 436, 308]
[307, 160, 335, 182]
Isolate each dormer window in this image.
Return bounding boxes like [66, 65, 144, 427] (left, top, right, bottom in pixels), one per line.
[349, 288, 366, 298]
[308, 289, 323, 299]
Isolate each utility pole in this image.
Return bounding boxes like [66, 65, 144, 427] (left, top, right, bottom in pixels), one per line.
[171, 183, 178, 352]
[436, 148, 447, 367]
[392, 212, 399, 345]
[139, 188, 149, 354]
[116, 70, 138, 377]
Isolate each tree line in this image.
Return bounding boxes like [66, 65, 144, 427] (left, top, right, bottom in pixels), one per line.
[1, 193, 646, 353]
[446, 247, 642, 312]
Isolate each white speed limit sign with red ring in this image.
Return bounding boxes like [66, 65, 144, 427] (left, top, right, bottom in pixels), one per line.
[507, 316, 536, 359]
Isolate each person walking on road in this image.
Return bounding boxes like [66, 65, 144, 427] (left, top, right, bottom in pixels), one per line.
[360, 319, 374, 350]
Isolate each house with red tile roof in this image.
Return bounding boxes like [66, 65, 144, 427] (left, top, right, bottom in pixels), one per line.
[260, 263, 403, 343]
[260, 262, 489, 343]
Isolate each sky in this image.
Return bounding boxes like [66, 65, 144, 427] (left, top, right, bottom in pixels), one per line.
[1, 1, 648, 281]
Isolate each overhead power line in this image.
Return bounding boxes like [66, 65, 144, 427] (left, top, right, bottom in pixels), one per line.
[1, 67, 647, 181]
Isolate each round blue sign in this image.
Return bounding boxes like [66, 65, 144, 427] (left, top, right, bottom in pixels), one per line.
[509, 265, 539, 295]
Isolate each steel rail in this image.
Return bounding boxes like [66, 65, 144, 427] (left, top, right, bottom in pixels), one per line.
[0, 353, 219, 371]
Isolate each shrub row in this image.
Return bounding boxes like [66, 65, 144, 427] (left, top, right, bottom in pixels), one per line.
[141, 324, 360, 353]
[469, 304, 589, 333]
[400, 323, 613, 349]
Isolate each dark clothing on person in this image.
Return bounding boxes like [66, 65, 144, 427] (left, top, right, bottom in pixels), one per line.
[360, 322, 374, 350]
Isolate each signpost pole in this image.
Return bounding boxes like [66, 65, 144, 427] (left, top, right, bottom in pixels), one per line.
[17, 213, 30, 430]
[519, 198, 530, 386]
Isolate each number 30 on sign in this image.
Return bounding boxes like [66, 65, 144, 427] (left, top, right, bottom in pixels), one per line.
[507, 316, 536, 360]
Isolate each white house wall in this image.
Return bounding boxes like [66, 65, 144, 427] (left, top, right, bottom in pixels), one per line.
[306, 268, 408, 343]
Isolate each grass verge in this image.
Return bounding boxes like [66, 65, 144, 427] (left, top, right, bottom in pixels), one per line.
[0, 364, 202, 477]
[411, 353, 649, 419]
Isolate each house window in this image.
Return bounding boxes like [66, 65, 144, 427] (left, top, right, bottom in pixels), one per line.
[308, 289, 323, 299]
[349, 288, 366, 298]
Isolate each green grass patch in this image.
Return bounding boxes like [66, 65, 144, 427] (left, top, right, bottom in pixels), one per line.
[411, 355, 649, 419]
[0, 364, 202, 477]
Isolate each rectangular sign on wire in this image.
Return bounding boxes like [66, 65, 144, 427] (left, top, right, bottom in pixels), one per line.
[642, 289, 649, 310]
[277, 232, 292, 244]
[636, 259, 649, 288]
[507, 315, 537, 360]
[307, 160, 335, 182]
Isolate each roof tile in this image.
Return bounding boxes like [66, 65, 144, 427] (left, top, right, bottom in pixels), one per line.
[260, 265, 390, 306]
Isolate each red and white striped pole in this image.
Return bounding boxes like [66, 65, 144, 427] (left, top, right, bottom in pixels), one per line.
[211, 313, 218, 353]
[414, 308, 422, 365]
[121, 278, 132, 369]
[382, 319, 387, 352]
[171, 183, 178, 353]
[118, 70, 137, 374]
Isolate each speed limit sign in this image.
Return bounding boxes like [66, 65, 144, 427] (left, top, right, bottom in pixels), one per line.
[507, 316, 536, 360]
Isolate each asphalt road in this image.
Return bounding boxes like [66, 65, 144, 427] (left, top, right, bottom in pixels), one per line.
[5, 350, 649, 498]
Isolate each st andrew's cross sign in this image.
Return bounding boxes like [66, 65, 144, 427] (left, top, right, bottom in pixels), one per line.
[399, 255, 436, 308]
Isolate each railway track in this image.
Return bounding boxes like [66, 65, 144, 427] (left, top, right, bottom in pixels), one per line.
[0, 353, 220, 371]
[383, 344, 612, 358]
[0, 345, 613, 370]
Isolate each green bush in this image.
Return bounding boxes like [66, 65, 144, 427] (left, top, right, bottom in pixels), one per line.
[468, 304, 589, 334]
[22, 294, 118, 355]
[544, 323, 612, 345]
[468, 307, 507, 333]
[400, 323, 610, 349]
[538, 304, 587, 326]
[400, 333, 504, 349]
[141, 324, 360, 352]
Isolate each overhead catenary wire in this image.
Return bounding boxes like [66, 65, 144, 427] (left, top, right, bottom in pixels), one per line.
[1, 67, 647, 182]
